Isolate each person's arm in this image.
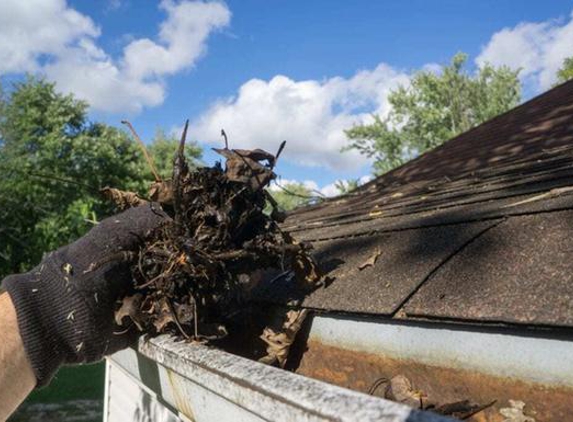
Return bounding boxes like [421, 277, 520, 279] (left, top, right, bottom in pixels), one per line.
[0, 204, 168, 419]
[0, 292, 35, 421]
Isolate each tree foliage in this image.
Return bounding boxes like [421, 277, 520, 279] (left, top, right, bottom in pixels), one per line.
[344, 53, 521, 175]
[335, 179, 359, 195]
[147, 128, 203, 180]
[0, 77, 201, 276]
[556, 57, 573, 85]
[267, 182, 315, 211]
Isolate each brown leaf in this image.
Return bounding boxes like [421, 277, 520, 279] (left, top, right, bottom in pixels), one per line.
[151, 297, 175, 332]
[358, 248, 382, 270]
[115, 294, 146, 330]
[259, 309, 308, 368]
[101, 187, 147, 210]
[148, 180, 174, 205]
[384, 375, 426, 409]
[292, 251, 322, 290]
[213, 147, 276, 190]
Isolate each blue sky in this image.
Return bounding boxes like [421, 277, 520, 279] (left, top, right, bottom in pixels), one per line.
[1, 0, 573, 195]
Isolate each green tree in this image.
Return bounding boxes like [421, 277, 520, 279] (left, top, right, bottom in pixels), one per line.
[0, 77, 201, 276]
[148, 128, 202, 179]
[556, 57, 573, 85]
[267, 182, 316, 211]
[344, 53, 521, 175]
[335, 179, 359, 195]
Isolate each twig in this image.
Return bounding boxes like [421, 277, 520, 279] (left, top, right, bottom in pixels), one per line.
[193, 297, 199, 340]
[221, 129, 229, 149]
[121, 120, 161, 182]
[502, 186, 573, 208]
[367, 377, 389, 395]
[272, 180, 326, 200]
[179, 120, 189, 154]
[24, 169, 100, 193]
[273, 140, 286, 169]
[173, 120, 190, 226]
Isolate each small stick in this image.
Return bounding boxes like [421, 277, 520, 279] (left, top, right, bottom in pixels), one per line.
[167, 298, 191, 340]
[193, 299, 199, 340]
[24, 170, 99, 193]
[121, 120, 161, 182]
[179, 120, 189, 154]
[221, 129, 229, 149]
[273, 140, 287, 169]
[173, 120, 190, 228]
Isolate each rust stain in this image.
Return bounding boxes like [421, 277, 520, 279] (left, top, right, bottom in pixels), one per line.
[166, 369, 196, 422]
[296, 340, 571, 422]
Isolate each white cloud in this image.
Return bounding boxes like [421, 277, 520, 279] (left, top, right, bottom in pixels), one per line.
[270, 175, 373, 198]
[476, 11, 573, 92]
[106, 0, 123, 12]
[318, 175, 373, 197]
[0, 0, 231, 113]
[318, 182, 341, 198]
[359, 175, 373, 185]
[0, 0, 99, 74]
[191, 65, 409, 170]
[269, 178, 319, 193]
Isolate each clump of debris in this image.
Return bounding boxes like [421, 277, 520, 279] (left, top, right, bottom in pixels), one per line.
[107, 122, 322, 352]
[368, 374, 497, 420]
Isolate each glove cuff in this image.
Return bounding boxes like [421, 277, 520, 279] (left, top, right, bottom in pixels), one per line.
[3, 272, 67, 388]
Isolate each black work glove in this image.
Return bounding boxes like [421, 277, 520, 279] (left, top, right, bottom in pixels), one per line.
[2, 203, 167, 387]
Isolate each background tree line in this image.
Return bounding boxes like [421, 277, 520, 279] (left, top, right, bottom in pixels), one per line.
[1, 55, 572, 276]
[283, 54, 573, 206]
[0, 77, 201, 277]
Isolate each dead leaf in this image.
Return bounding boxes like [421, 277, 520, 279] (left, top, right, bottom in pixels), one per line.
[148, 180, 174, 205]
[151, 297, 176, 332]
[259, 309, 308, 368]
[213, 147, 276, 190]
[101, 187, 147, 210]
[358, 248, 382, 270]
[500, 400, 536, 422]
[384, 375, 427, 409]
[433, 399, 496, 420]
[115, 294, 146, 330]
[292, 251, 322, 290]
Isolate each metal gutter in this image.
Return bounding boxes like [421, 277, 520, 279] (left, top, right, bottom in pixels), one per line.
[294, 315, 573, 421]
[106, 335, 453, 422]
[308, 315, 573, 388]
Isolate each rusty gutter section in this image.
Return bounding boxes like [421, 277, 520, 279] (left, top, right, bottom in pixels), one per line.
[296, 315, 573, 421]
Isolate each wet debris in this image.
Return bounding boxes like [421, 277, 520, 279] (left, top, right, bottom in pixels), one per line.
[384, 374, 427, 409]
[104, 122, 323, 346]
[500, 400, 536, 422]
[429, 399, 496, 420]
[369, 374, 495, 420]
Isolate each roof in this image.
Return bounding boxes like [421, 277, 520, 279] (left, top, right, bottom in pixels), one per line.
[255, 79, 573, 330]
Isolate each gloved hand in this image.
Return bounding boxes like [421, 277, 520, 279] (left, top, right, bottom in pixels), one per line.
[2, 203, 168, 387]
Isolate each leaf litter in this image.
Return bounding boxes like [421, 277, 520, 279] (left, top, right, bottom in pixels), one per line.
[103, 121, 322, 363]
[368, 374, 496, 419]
